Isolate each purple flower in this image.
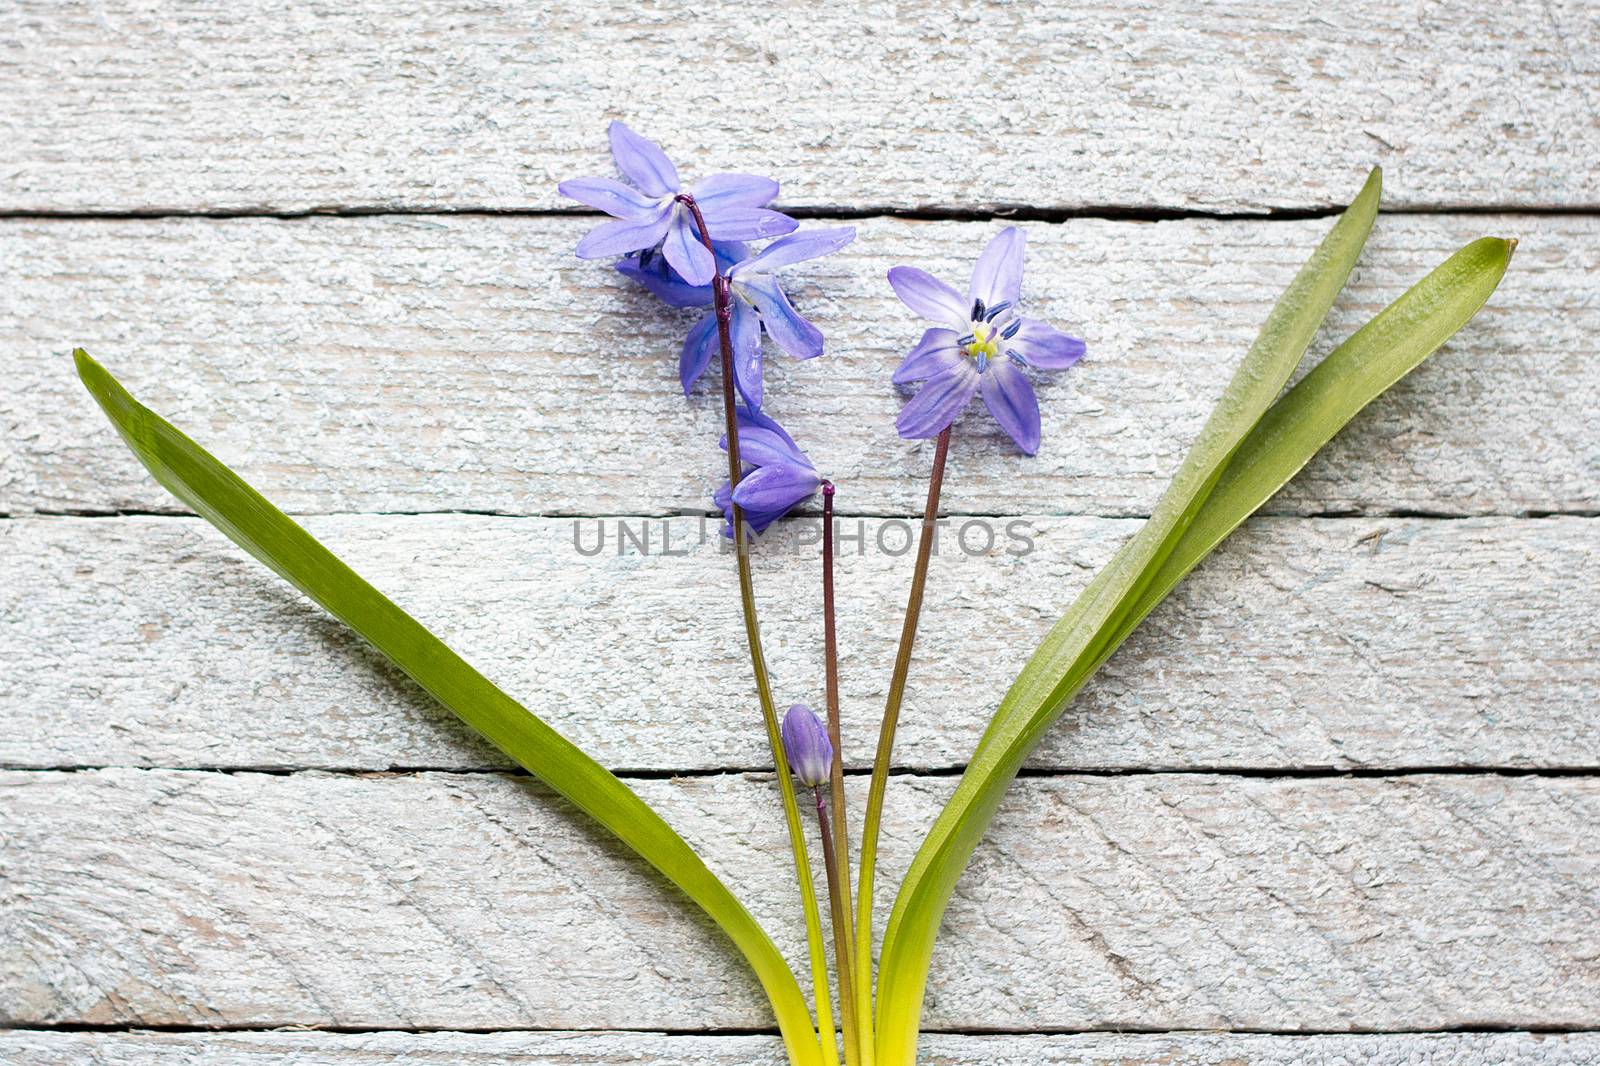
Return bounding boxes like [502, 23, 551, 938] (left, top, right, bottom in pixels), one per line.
[714, 407, 822, 535]
[558, 122, 797, 286]
[781, 704, 832, 788]
[615, 240, 748, 309]
[887, 227, 1085, 454]
[681, 228, 856, 408]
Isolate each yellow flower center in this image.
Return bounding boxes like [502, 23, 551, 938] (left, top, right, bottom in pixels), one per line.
[964, 323, 1000, 362]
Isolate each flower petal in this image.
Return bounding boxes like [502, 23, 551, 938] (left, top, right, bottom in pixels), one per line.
[730, 298, 763, 409]
[557, 176, 660, 219]
[573, 207, 673, 259]
[734, 227, 856, 276]
[712, 241, 753, 272]
[739, 276, 823, 360]
[679, 312, 719, 395]
[731, 462, 822, 531]
[896, 360, 980, 440]
[969, 227, 1025, 308]
[616, 255, 714, 308]
[892, 328, 964, 384]
[887, 266, 970, 327]
[702, 207, 799, 242]
[722, 405, 809, 468]
[660, 213, 716, 286]
[692, 173, 781, 210]
[1012, 318, 1086, 370]
[980, 359, 1042, 454]
[607, 121, 679, 196]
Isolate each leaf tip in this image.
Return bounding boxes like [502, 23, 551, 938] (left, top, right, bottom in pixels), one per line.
[1358, 165, 1383, 203]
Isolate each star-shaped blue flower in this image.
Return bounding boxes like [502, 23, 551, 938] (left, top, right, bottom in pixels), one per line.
[888, 227, 1085, 454]
[681, 228, 855, 409]
[558, 122, 797, 286]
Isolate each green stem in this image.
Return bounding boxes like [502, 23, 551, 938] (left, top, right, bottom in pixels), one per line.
[677, 194, 837, 1066]
[819, 481, 862, 1064]
[814, 785, 859, 1066]
[852, 425, 951, 1055]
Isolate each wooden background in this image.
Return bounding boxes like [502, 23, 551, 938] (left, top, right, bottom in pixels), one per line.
[3, 1, 1598, 1062]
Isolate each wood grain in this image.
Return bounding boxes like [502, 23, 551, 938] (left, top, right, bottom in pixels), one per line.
[5, 0, 1598, 1049]
[4, 1029, 1598, 1065]
[4, 215, 1594, 518]
[3, 769, 1595, 1031]
[3, 2, 1598, 213]
[3, 513, 1594, 773]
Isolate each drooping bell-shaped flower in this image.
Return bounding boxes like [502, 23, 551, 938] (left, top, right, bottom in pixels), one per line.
[714, 406, 822, 536]
[887, 227, 1086, 454]
[781, 704, 833, 788]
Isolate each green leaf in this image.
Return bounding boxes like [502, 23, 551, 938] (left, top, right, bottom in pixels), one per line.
[72, 349, 824, 1066]
[874, 171, 1386, 1064]
[1111, 236, 1516, 654]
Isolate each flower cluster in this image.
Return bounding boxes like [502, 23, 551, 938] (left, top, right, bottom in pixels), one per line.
[563, 123, 1087, 533]
[561, 122, 851, 531]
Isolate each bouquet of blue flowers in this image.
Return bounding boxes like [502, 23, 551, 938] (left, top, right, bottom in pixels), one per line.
[73, 122, 1513, 1066]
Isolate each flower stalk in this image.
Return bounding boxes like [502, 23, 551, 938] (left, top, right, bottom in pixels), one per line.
[678, 192, 838, 1066]
[853, 425, 952, 1051]
[819, 481, 862, 1064]
[813, 782, 860, 1066]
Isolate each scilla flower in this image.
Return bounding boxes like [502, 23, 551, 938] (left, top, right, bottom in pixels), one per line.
[614, 240, 747, 308]
[781, 704, 832, 788]
[888, 227, 1085, 454]
[559, 122, 796, 286]
[682, 228, 856, 408]
[714, 407, 822, 535]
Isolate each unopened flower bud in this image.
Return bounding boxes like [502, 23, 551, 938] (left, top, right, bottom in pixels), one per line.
[781, 703, 833, 788]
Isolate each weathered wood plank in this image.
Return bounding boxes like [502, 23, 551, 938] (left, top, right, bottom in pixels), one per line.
[3, 1, 1597, 213]
[4, 215, 1595, 518]
[3, 514, 1593, 773]
[4, 1029, 1598, 1065]
[3, 770, 1595, 1031]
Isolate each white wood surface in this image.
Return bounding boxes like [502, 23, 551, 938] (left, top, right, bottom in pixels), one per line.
[4, 769, 1597, 1032]
[3, 513, 1594, 773]
[4, 0, 1598, 1055]
[4, 214, 1596, 518]
[4, 1030, 1598, 1065]
[3, 1, 1598, 213]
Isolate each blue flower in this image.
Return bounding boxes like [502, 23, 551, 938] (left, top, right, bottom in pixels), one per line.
[714, 407, 822, 535]
[888, 227, 1085, 454]
[614, 240, 747, 309]
[681, 228, 856, 409]
[558, 122, 797, 286]
[781, 704, 832, 788]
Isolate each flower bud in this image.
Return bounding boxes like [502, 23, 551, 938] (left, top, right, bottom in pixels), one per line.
[781, 703, 833, 788]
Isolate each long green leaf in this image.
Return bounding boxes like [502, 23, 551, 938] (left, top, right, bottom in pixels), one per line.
[1113, 237, 1516, 652]
[873, 170, 1384, 1064]
[72, 349, 824, 1066]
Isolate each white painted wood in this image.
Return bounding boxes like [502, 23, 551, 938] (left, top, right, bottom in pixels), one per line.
[3, 769, 1595, 1031]
[3, 2, 1597, 213]
[4, 1029, 1598, 1065]
[3, 513, 1595, 773]
[4, 215, 1594, 518]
